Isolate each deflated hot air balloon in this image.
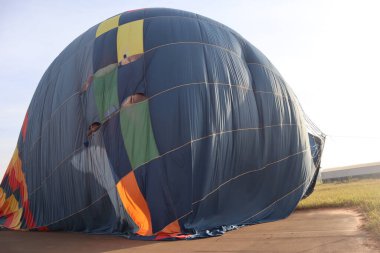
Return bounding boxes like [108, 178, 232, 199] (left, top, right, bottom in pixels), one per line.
[0, 8, 324, 240]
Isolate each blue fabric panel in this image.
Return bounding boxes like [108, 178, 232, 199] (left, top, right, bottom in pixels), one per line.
[102, 116, 133, 181]
[148, 87, 191, 154]
[46, 194, 120, 233]
[145, 43, 206, 96]
[119, 10, 145, 25]
[117, 57, 145, 103]
[199, 20, 243, 57]
[243, 43, 274, 67]
[144, 8, 197, 19]
[144, 16, 202, 51]
[93, 28, 117, 73]
[203, 45, 251, 88]
[134, 145, 192, 233]
[149, 83, 259, 154]
[183, 135, 309, 231]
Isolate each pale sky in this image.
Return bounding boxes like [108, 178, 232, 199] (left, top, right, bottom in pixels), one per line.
[1, 0, 379, 178]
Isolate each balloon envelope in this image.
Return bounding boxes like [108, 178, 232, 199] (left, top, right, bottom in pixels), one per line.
[0, 8, 324, 239]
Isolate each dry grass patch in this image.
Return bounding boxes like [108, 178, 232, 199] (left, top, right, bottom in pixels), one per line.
[298, 178, 380, 236]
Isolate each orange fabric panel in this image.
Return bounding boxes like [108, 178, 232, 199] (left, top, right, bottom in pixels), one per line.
[21, 112, 28, 142]
[5, 207, 22, 229]
[0, 148, 36, 229]
[154, 220, 188, 240]
[158, 219, 181, 235]
[6, 148, 27, 202]
[0, 188, 5, 207]
[116, 171, 152, 236]
[0, 194, 18, 216]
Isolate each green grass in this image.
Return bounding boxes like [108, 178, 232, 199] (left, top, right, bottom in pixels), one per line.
[297, 178, 380, 236]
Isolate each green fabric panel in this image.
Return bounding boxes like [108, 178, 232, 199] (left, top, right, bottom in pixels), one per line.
[120, 100, 159, 169]
[93, 64, 119, 121]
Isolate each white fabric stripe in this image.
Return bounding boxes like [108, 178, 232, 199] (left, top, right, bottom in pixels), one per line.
[27, 39, 285, 154]
[29, 91, 82, 152]
[28, 123, 298, 196]
[192, 148, 309, 205]
[28, 126, 305, 228]
[132, 123, 298, 172]
[241, 180, 307, 223]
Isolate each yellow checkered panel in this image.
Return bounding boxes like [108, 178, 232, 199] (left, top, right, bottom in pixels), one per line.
[116, 19, 144, 62]
[96, 14, 121, 38]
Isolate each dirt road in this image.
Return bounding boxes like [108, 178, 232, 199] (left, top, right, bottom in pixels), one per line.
[0, 209, 378, 253]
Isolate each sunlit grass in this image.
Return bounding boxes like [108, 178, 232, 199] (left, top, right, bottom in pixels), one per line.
[297, 178, 380, 236]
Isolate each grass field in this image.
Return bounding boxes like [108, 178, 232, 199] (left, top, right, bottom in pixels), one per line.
[297, 178, 380, 237]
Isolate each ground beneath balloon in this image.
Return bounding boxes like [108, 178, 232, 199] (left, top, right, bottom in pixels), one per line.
[0, 209, 378, 253]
